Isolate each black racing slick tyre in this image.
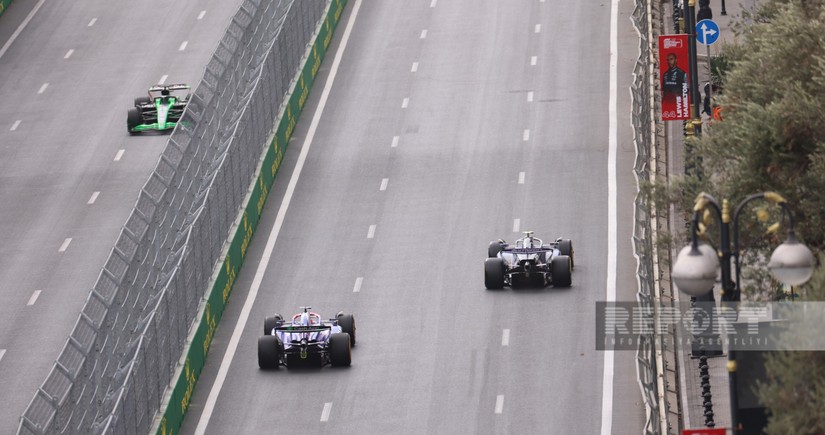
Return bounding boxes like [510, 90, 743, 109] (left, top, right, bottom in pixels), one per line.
[134, 96, 151, 106]
[258, 335, 281, 369]
[329, 333, 352, 367]
[488, 241, 503, 258]
[127, 108, 141, 135]
[337, 314, 356, 346]
[551, 255, 572, 288]
[484, 258, 505, 289]
[557, 239, 574, 268]
[264, 314, 282, 336]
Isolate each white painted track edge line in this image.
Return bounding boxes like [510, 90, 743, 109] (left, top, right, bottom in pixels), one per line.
[0, 0, 48, 60]
[193, 2, 362, 433]
[601, 1, 619, 434]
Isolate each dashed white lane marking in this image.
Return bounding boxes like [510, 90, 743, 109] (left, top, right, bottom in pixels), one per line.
[88, 17, 97, 27]
[530, 55, 537, 66]
[367, 225, 376, 239]
[58, 238, 72, 252]
[512, 219, 520, 233]
[159, 74, 168, 84]
[38, 83, 49, 94]
[198, 10, 206, 20]
[27, 290, 41, 306]
[518, 172, 525, 184]
[402, 97, 409, 108]
[501, 329, 510, 346]
[179, 41, 188, 51]
[420, 29, 428, 39]
[495, 395, 504, 414]
[391, 136, 399, 148]
[430, 0, 437, 7]
[535, 24, 541, 33]
[10, 120, 20, 131]
[64, 49, 74, 59]
[380, 178, 388, 191]
[527, 91, 533, 102]
[88, 191, 100, 204]
[194, 3, 364, 433]
[0, 349, 5, 363]
[522, 129, 530, 141]
[0, 0, 47, 60]
[411, 62, 418, 72]
[114, 149, 125, 161]
[320, 402, 333, 422]
[353, 277, 363, 293]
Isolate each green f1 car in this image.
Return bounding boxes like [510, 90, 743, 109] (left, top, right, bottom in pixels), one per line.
[127, 84, 190, 134]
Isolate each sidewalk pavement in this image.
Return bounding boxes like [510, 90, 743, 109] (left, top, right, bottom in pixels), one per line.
[660, 0, 759, 432]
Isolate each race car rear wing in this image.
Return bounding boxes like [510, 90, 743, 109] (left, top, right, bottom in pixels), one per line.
[275, 325, 332, 333]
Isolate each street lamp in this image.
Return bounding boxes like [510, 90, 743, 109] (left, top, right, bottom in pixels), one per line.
[672, 191, 816, 432]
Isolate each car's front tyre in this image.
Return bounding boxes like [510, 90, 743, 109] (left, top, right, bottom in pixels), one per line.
[337, 313, 356, 346]
[127, 108, 142, 135]
[558, 239, 574, 268]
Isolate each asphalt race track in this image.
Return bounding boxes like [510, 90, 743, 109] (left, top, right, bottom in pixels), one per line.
[0, 0, 243, 430]
[182, 0, 645, 434]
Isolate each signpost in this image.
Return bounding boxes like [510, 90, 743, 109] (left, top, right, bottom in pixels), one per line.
[696, 19, 721, 126]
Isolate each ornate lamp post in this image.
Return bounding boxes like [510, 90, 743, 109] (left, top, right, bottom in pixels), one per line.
[671, 191, 816, 432]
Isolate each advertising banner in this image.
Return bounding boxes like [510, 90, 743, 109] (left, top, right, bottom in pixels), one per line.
[659, 34, 691, 120]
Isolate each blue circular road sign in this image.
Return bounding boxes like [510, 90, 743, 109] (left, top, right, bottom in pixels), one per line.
[696, 19, 720, 45]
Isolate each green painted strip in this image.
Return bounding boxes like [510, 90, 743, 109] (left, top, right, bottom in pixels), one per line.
[155, 1, 348, 434]
[0, 0, 13, 17]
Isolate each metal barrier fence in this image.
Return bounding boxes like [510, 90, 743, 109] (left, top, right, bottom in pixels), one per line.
[18, 0, 327, 433]
[631, 0, 682, 434]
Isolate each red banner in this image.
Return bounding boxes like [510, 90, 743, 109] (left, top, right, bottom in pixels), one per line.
[659, 34, 691, 120]
[683, 429, 726, 435]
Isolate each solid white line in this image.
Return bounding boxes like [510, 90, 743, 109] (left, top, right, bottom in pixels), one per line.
[194, 3, 363, 431]
[501, 329, 510, 346]
[38, 83, 49, 94]
[159, 75, 168, 84]
[420, 29, 428, 39]
[114, 149, 125, 161]
[527, 91, 533, 102]
[601, 1, 619, 435]
[402, 97, 409, 108]
[391, 135, 399, 148]
[353, 277, 363, 293]
[430, 0, 437, 7]
[320, 402, 333, 422]
[367, 224, 376, 239]
[64, 49, 74, 59]
[523, 129, 530, 141]
[198, 10, 206, 20]
[518, 172, 525, 184]
[535, 24, 541, 33]
[27, 290, 42, 306]
[58, 238, 72, 252]
[0, 0, 47, 60]
[179, 41, 188, 51]
[380, 178, 388, 191]
[88, 191, 100, 204]
[411, 62, 419, 73]
[495, 395, 504, 414]
[10, 120, 21, 131]
[0, 349, 5, 363]
[530, 55, 537, 66]
[88, 18, 97, 27]
[512, 219, 520, 233]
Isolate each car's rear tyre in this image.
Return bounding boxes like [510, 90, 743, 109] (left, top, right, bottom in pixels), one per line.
[484, 258, 505, 289]
[337, 314, 356, 346]
[134, 96, 151, 106]
[258, 335, 281, 369]
[551, 255, 572, 287]
[127, 108, 141, 135]
[329, 333, 352, 367]
[264, 314, 282, 336]
[558, 239, 574, 268]
[488, 241, 503, 258]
